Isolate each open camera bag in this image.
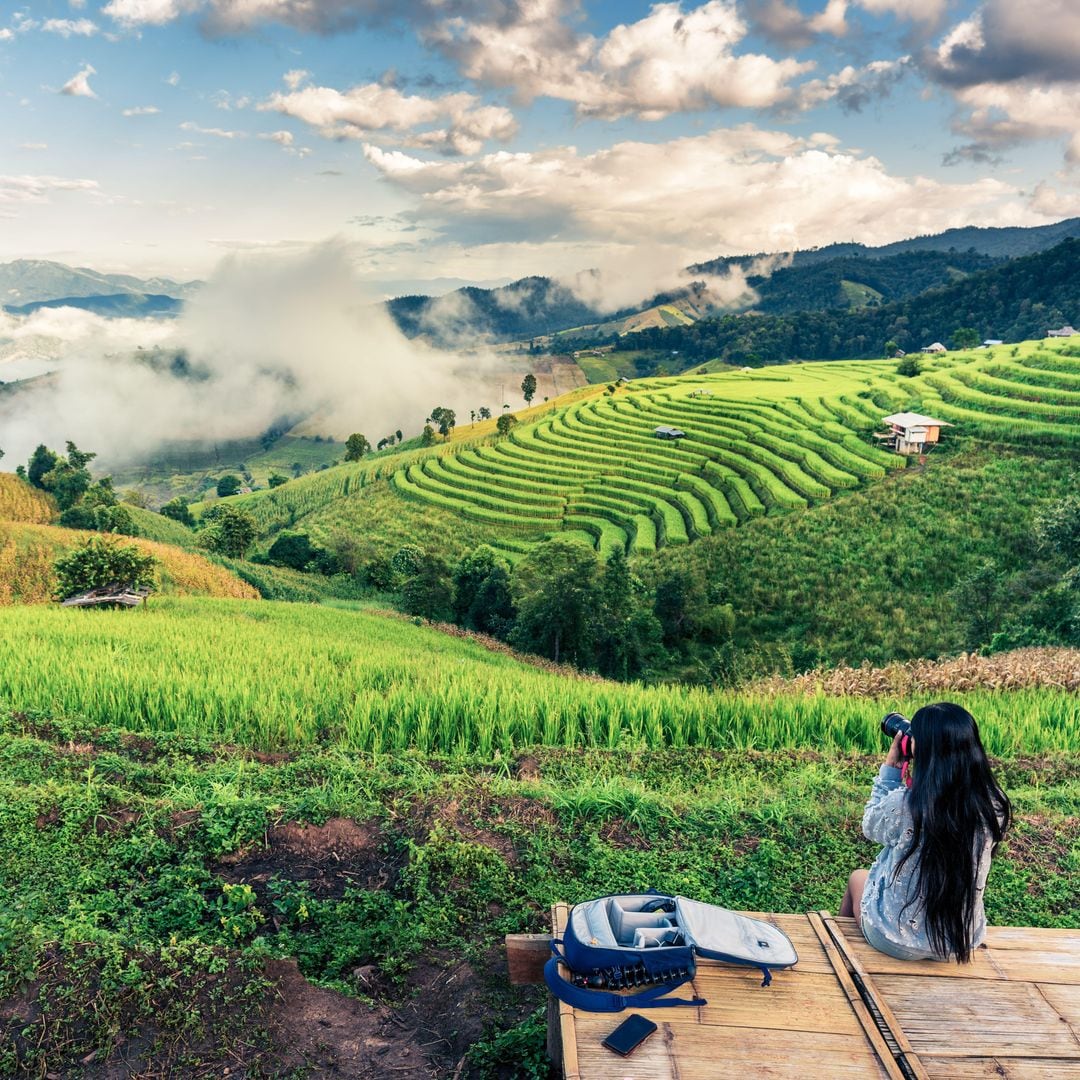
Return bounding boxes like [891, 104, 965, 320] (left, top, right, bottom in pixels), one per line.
[544, 892, 798, 1012]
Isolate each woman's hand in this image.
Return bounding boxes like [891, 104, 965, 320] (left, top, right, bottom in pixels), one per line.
[885, 731, 906, 769]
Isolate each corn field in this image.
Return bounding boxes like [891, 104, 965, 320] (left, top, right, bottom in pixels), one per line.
[1, 597, 1075, 756]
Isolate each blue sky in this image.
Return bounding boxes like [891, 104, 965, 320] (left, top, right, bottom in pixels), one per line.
[1, 0, 1078, 294]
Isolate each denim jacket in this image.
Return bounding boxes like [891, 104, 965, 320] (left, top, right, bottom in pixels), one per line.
[859, 764, 992, 960]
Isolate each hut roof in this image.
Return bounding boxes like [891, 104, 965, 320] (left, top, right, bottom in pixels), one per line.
[883, 412, 952, 429]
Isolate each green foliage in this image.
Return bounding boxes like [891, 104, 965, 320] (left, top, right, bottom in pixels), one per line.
[345, 433, 371, 461]
[496, 413, 518, 436]
[896, 354, 922, 377]
[952, 326, 981, 350]
[198, 505, 256, 558]
[160, 496, 195, 527]
[52, 536, 158, 600]
[216, 474, 242, 498]
[267, 472, 288, 488]
[420, 424, 436, 447]
[27, 444, 58, 489]
[266, 530, 319, 571]
[429, 406, 456, 437]
[521, 373, 537, 405]
[1037, 495, 1080, 565]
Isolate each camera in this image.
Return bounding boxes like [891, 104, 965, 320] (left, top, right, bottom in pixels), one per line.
[881, 712, 914, 761]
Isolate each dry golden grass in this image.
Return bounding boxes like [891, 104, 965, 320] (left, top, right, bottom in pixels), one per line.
[0, 473, 57, 524]
[756, 648, 1080, 696]
[0, 522, 259, 605]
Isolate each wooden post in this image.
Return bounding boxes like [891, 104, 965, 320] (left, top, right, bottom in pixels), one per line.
[505, 933, 552, 986]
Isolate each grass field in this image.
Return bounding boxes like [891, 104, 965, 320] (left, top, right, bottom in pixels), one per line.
[1, 596, 1076, 755]
[0, 472, 56, 524]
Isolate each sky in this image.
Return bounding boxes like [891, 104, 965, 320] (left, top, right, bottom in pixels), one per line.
[2, 0, 1079, 295]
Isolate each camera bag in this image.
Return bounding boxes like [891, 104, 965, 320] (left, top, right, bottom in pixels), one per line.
[544, 892, 798, 1012]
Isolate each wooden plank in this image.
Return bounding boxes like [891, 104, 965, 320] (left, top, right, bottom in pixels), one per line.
[917, 1057, 1080, 1079]
[863, 974, 1080, 1058]
[821, 912, 930, 1080]
[574, 1019, 892, 1079]
[808, 911, 910, 1080]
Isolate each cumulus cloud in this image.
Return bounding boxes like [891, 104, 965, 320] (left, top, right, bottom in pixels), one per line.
[857, 0, 945, 23]
[430, 0, 813, 119]
[798, 57, 911, 113]
[60, 64, 98, 98]
[926, 1, 1080, 166]
[42, 18, 99, 36]
[260, 80, 517, 156]
[103, 0, 198, 27]
[123, 105, 161, 116]
[0, 242, 504, 467]
[363, 126, 1037, 258]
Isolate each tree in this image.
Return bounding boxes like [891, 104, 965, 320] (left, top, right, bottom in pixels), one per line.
[951, 560, 1006, 651]
[510, 537, 601, 665]
[199, 505, 256, 558]
[478, 407, 492, 421]
[951, 326, 980, 350]
[592, 549, 664, 680]
[399, 552, 453, 621]
[345, 433, 371, 461]
[160, 497, 195, 527]
[395, 429, 403, 443]
[268, 473, 288, 488]
[521, 373, 537, 405]
[896, 354, 922, 377]
[883, 340, 900, 358]
[453, 546, 515, 635]
[496, 413, 518, 437]
[420, 425, 436, 447]
[429, 407, 456, 437]
[53, 536, 157, 601]
[1036, 495, 1080, 566]
[267, 531, 318, 571]
[216, 474, 242, 498]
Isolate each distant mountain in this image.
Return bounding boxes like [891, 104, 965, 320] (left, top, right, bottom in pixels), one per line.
[5, 293, 184, 319]
[690, 218, 1080, 276]
[387, 276, 601, 345]
[0, 259, 201, 307]
[619, 238, 1080, 367]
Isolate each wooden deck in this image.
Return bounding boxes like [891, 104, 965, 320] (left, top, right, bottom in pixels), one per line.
[549, 906, 1080, 1079]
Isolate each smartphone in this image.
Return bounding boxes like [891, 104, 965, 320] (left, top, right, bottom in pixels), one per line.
[602, 1014, 658, 1057]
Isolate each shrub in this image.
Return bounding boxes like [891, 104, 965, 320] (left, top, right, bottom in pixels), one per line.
[216, 475, 242, 498]
[52, 536, 158, 601]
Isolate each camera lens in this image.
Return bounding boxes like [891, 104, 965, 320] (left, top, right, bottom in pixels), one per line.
[881, 712, 911, 739]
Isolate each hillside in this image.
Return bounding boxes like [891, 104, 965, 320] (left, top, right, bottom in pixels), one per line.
[690, 217, 1080, 275]
[624, 239, 1080, 365]
[0, 472, 56, 524]
[0, 522, 257, 604]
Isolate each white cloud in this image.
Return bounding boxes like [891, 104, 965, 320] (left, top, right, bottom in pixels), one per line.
[179, 120, 244, 138]
[0, 174, 99, 205]
[123, 105, 161, 116]
[856, 0, 946, 22]
[283, 68, 310, 90]
[60, 64, 97, 98]
[166, 70, 181, 86]
[42, 18, 99, 36]
[19, 143, 48, 151]
[431, 0, 812, 119]
[103, 0, 196, 27]
[261, 82, 517, 156]
[362, 126, 1035, 256]
[260, 129, 294, 145]
[798, 57, 910, 112]
[0, 28, 14, 41]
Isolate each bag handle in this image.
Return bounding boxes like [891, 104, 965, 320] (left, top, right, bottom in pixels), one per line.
[543, 957, 706, 1013]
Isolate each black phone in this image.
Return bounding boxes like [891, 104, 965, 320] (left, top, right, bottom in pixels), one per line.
[602, 1014, 658, 1057]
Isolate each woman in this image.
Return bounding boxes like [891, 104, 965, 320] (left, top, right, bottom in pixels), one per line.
[839, 702, 1011, 962]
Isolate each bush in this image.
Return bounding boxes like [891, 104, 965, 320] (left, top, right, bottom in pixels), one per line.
[160, 498, 195, 527]
[198, 506, 256, 558]
[267, 531, 318, 571]
[216, 475, 242, 498]
[53, 537, 158, 601]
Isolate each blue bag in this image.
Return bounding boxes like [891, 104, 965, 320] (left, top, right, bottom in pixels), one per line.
[544, 892, 798, 1012]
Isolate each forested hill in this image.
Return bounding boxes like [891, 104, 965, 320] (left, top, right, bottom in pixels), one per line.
[749, 250, 997, 315]
[387, 276, 601, 343]
[690, 217, 1080, 275]
[619, 238, 1080, 365]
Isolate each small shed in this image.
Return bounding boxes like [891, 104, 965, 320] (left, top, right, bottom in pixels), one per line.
[1047, 325, 1078, 338]
[876, 412, 952, 455]
[922, 342, 947, 353]
[983, 339, 1004, 347]
[654, 425, 686, 440]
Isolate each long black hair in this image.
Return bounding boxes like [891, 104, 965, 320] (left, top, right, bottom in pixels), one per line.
[896, 702, 1011, 962]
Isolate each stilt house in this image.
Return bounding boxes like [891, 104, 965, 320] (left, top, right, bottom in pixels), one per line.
[875, 412, 952, 455]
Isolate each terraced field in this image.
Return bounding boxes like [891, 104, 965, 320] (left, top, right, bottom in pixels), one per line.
[389, 341, 1080, 555]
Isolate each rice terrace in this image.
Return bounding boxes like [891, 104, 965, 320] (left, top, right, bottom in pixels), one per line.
[3, 3, 1080, 1074]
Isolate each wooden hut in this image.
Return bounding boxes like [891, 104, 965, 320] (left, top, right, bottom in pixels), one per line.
[875, 412, 952, 455]
[654, 426, 686, 441]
